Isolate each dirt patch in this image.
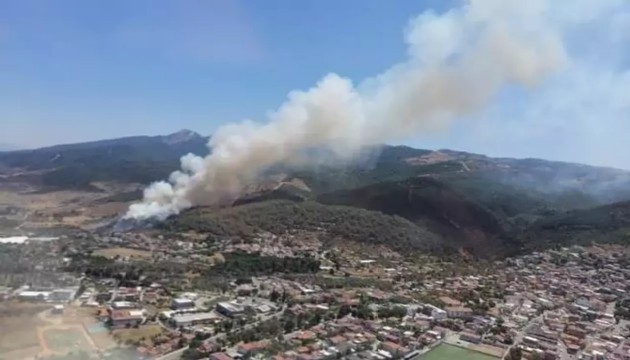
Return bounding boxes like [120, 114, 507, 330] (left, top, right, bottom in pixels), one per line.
[0, 302, 119, 359]
[0, 180, 139, 230]
[0, 302, 48, 356]
[41, 327, 94, 354]
[112, 325, 164, 347]
[404, 151, 452, 165]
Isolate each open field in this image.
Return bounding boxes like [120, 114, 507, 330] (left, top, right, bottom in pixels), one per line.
[419, 344, 500, 360]
[0, 302, 48, 357]
[0, 179, 139, 231]
[112, 325, 164, 346]
[42, 328, 93, 353]
[0, 302, 119, 359]
[93, 247, 152, 259]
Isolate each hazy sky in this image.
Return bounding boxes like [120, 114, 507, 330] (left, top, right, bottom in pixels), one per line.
[1, 0, 629, 168]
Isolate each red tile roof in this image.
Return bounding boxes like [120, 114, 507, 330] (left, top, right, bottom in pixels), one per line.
[329, 335, 346, 345]
[209, 353, 234, 360]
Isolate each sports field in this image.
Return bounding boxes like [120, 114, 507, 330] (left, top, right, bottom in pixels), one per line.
[420, 344, 499, 360]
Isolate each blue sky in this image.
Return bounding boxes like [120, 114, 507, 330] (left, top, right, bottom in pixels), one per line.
[1, 0, 629, 169]
[0, 0, 451, 147]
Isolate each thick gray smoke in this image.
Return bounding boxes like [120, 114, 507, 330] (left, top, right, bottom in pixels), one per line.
[127, 0, 569, 221]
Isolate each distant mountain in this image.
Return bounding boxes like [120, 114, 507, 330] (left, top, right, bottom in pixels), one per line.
[0, 130, 209, 189]
[0, 143, 20, 151]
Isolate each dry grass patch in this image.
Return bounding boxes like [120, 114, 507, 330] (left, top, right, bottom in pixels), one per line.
[112, 325, 164, 347]
[0, 302, 48, 355]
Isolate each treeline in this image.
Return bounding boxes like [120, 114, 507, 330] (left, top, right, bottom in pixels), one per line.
[165, 200, 444, 254]
[519, 201, 630, 251]
[63, 253, 187, 288]
[211, 252, 320, 276]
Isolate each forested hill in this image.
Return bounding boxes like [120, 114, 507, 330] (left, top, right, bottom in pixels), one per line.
[3, 131, 630, 257]
[518, 201, 630, 251]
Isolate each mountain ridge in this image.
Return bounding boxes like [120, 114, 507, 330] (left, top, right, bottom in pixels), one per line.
[2, 131, 630, 257]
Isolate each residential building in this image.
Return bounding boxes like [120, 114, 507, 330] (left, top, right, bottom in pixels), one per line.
[110, 310, 144, 329]
[171, 298, 195, 310]
[445, 306, 474, 319]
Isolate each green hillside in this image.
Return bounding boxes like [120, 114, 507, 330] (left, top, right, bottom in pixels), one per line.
[163, 200, 446, 254]
[519, 201, 630, 251]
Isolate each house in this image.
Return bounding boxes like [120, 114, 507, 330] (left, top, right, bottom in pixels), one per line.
[460, 332, 482, 344]
[209, 353, 234, 360]
[171, 298, 195, 310]
[439, 296, 462, 307]
[116, 287, 140, 301]
[18, 290, 51, 301]
[111, 301, 137, 310]
[424, 304, 447, 320]
[295, 330, 317, 343]
[49, 288, 77, 302]
[565, 326, 587, 339]
[236, 284, 256, 296]
[51, 304, 64, 315]
[329, 335, 347, 346]
[381, 341, 406, 356]
[237, 340, 269, 357]
[445, 306, 473, 319]
[110, 310, 144, 329]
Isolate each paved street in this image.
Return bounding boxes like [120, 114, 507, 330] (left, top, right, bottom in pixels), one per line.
[502, 314, 542, 359]
[157, 304, 286, 360]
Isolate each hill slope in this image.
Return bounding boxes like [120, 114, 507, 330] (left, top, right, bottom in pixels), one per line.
[519, 201, 630, 251]
[4, 131, 630, 257]
[163, 200, 447, 254]
[0, 130, 209, 189]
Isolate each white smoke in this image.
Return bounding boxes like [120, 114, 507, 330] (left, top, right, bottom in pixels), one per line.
[127, 0, 570, 221]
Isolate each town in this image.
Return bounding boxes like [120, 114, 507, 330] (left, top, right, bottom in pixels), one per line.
[1, 229, 629, 360]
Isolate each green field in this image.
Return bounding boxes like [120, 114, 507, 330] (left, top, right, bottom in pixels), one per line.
[419, 344, 499, 360]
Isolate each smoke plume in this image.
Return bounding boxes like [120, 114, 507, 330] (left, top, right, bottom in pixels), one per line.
[127, 0, 569, 221]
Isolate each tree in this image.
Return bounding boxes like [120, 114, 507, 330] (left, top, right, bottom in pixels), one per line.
[283, 317, 296, 333]
[189, 338, 202, 349]
[337, 304, 352, 319]
[270, 289, 281, 302]
[507, 346, 522, 360]
[377, 306, 408, 319]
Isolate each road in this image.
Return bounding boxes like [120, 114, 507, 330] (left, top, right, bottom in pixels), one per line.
[156, 305, 286, 360]
[502, 314, 543, 359]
